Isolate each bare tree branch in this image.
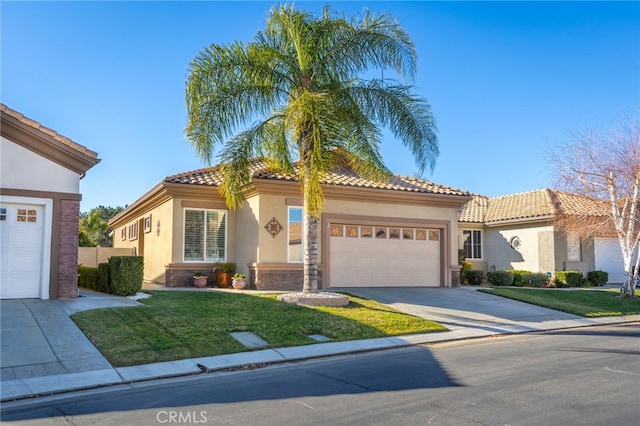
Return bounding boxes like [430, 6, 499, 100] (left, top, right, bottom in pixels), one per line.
[552, 110, 640, 297]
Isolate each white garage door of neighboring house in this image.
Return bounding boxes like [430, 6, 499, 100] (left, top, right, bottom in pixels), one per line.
[0, 203, 45, 299]
[595, 238, 625, 284]
[329, 224, 441, 287]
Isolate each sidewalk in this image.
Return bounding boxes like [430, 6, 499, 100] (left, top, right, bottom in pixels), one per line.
[1, 286, 638, 402]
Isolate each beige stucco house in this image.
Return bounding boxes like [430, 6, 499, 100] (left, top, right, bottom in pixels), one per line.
[0, 104, 100, 299]
[109, 161, 471, 290]
[458, 189, 624, 282]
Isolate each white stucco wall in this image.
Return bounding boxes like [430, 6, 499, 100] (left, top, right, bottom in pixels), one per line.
[1, 136, 80, 193]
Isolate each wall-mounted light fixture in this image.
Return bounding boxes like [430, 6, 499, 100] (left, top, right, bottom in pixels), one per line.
[156, 220, 161, 236]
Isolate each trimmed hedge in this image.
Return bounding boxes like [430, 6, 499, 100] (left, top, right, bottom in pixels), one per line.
[523, 273, 550, 288]
[97, 262, 112, 293]
[555, 270, 584, 288]
[109, 256, 143, 296]
[78, 266, 99, 290]
[588, 270, 609, 286]
[487, 271, 514, 286]
[506, 270, 532, 287]
[467, 270, 484, 285]
[78, 257, 142, 296]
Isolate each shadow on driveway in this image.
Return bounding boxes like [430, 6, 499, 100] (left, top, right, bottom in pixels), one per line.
[333, 287, 583, 333]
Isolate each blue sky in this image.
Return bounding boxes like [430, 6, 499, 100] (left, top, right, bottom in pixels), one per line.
[2, 1, 638, 212]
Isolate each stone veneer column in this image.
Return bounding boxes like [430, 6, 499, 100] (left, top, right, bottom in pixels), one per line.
[58, 199, 79, 298]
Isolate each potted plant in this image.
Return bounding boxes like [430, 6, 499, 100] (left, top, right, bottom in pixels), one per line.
[193, 272, 208, 288]
[232, 273, 247, 290]
[215, 262, 235, 288]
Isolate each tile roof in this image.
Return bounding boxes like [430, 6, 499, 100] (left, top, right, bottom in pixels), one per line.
[0, 103, 99, 159]
[550, 190, 610, 217]
[485, 189, 556, 223]
[457, 188, 611, 224]
[457, 194, 489, 222]
[165, 159, 470, 197]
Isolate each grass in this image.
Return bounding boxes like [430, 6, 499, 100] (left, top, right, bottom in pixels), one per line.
[479, 287, 640, 318]
[72, 290, 446, 367]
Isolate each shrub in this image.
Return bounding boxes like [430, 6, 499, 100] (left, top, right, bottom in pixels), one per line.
[78, 266, 98, 290]
[215, 262, 236, 274]
[588, 270, 609, 286]
[467, 270, 484, 285]
[109, 256, 143, 296]
[97, 262, 112, 293]
[523, 273, 550, 288]
[506, 270, 532, 287]
[460, 261, 473, 284]
[555, 270, 584, 288]
[487, 271, 514, 286]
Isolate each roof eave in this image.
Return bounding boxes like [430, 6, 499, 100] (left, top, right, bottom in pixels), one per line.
[484, 215, 555, 227]
[1, 109, 100, 175]
[109, 182, 169, 228]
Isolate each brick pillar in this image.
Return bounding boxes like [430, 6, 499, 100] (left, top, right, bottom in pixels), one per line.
[58, 199, 79, 298]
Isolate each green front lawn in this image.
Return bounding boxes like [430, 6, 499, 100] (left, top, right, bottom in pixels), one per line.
[72, 291, 446, 367]
[479, 287, 640, 317]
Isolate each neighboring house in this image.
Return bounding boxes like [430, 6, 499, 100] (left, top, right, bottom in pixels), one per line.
[109, 161, 471, 290]
[458, 189, 625, 283]
[0, 104, 100, 299]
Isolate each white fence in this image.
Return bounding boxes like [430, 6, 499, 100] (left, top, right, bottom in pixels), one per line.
[78, 247, 136, 268]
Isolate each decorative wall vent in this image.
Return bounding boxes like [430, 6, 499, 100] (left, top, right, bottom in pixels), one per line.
[510, 236, 521, 250]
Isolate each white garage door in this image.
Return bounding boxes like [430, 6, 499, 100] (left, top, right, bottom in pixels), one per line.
[329, 224, 441, 287]
[595, 238, 626, 284]
[0, 203, 44, 299]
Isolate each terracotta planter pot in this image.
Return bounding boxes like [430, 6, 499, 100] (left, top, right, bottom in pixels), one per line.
[193, 276, 208, 288]
[232, 278, 246, 290]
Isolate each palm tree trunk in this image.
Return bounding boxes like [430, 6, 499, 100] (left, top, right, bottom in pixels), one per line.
[302, 199, 319, 294]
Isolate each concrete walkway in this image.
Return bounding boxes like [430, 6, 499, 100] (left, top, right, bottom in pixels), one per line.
[1, 286, 638, 402]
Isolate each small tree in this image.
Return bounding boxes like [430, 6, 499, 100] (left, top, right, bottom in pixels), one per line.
[552, 111, 639, 297]
[79, 205, 124, 247]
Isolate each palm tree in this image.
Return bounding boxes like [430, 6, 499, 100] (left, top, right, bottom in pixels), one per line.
[186, 5, 438, 293]
[79, 206, 124, 247]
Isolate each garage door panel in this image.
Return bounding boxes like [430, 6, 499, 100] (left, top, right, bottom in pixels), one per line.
[330, 223, 441, 287]
[0, 203, 43, 299]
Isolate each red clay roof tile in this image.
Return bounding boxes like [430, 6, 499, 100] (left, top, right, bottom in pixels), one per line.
[164, 159, 470, 197]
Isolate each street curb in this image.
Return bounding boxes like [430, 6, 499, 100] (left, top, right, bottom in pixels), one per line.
[2, 316, 638, 404]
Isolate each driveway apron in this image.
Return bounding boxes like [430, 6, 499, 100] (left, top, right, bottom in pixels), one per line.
[337, 287, 584, 334]
[1, 292, 140, 382]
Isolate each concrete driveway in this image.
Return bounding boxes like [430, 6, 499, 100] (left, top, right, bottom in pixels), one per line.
[336, 286, 584, 334]
[1, 290, 141, 382]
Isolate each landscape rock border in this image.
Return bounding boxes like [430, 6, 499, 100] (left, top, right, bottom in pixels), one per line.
[277, 292, 349, 307]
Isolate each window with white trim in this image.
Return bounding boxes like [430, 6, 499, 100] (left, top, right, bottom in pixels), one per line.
[463, 229, 482, 259]
[183, 209, 227, 262]
[567, 233, 581, 261]
[129, 222, 138, 241]
[288, 207, 303, 262]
